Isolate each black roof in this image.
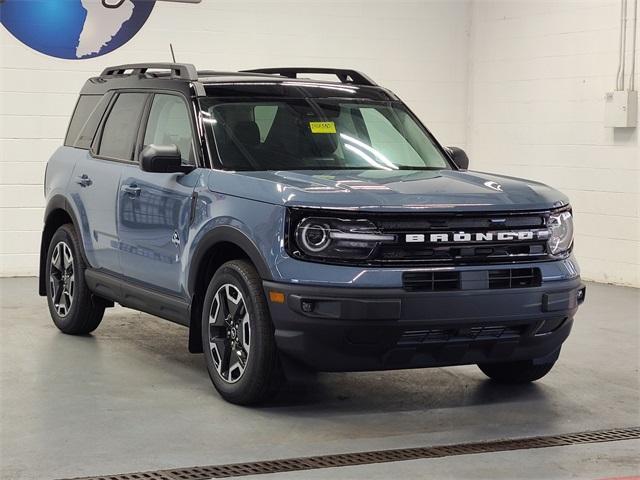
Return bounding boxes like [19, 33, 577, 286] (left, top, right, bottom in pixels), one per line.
[80, 63, 397, 101]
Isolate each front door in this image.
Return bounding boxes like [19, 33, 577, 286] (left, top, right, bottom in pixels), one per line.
[117, 93, 200, 296]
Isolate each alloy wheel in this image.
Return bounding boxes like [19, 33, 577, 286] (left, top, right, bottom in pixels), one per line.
[208, 284, 251, 383]
[49, 241, 75, 317]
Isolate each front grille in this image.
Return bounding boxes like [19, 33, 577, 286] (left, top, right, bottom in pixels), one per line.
[288, 208, 562, 267]
[378, 242, 546, 264]
[373, 211, 550, 266]
[374, 214, 546, 231]
[398, 324, 525, 345]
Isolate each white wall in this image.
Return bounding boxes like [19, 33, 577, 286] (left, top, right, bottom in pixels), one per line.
[0, 0, 471, 277]
[467, 0, 639, 286]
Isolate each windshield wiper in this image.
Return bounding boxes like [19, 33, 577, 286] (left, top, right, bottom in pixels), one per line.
[394, 165, 445, 170]
[291, 167, 381, 171]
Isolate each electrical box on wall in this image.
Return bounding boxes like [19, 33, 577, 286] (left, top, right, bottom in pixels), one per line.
[604, 91, 638, 128]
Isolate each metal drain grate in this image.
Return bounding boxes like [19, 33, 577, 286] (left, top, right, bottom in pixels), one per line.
[63, 426, 640, 480]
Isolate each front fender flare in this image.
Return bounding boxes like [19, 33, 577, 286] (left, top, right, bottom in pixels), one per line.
[186, 225, 273, 353]
[187, 225, 272, 297]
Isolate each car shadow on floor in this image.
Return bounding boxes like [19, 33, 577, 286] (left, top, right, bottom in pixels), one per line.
[262, 369, 549, 413]
[88, 308, 556, 417]
[26, 301, 561, 425]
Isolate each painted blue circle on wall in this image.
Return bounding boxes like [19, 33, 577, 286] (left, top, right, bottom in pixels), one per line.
[1, 0, 155, 60]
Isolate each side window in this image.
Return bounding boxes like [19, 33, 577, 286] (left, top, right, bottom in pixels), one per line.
[143, 94, 195, 165]
[64, 95, 101, 147]
[98, 93, 148, 161]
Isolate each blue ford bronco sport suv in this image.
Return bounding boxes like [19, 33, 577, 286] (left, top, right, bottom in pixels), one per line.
[40, 63, 585, 405]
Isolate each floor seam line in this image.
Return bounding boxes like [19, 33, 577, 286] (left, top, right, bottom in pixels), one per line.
[59, 425, 640, 480]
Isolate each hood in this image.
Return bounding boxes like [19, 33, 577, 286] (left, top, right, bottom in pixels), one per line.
[207, 169, 569, 212]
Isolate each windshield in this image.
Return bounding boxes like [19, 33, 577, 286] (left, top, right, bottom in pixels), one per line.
[200, 98, 452, 171]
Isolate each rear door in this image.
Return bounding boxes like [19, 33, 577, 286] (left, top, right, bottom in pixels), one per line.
[67, 92, 147, 274]
[116, 92, 200, 296]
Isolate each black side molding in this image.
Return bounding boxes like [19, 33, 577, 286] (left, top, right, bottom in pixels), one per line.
[85, 269, 190, 326]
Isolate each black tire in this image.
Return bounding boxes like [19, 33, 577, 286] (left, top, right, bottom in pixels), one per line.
[201, 259, 283, 405]
[478, 358, 556, 384]
[45, 224, 105, 335]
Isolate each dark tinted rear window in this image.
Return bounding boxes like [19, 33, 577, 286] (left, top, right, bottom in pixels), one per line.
[98, 93, 148, 161]
[75, 94, 112, 149]
[64, 95, 101, 147]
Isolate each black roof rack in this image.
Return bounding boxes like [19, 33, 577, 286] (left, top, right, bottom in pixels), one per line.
[100, 63, 199, 81]
[240, 67, 378, 87]
[196, 70, 279, 79]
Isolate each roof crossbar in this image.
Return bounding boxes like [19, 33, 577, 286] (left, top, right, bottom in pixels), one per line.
[240, 67, 378, 87]
[100, 63, 199, 81]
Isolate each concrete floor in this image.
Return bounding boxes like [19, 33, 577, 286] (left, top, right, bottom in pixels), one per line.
[0, 278, 638, 480]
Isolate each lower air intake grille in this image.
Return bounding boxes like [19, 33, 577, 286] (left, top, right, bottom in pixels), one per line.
[403, 268, 542, 291]
[489, 267, 541, 289]
[399, 324, 525, 345]
[402, 271, 460, 291]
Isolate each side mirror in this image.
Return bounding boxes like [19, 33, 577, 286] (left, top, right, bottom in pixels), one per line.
[447, 146, 469, 170]
[140, 144, 192, 173]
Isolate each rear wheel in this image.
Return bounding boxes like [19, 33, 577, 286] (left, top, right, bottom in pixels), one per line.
[45, 224, 104, 334]
[201, 260, 283, 405]
[478, 358, 557, 384]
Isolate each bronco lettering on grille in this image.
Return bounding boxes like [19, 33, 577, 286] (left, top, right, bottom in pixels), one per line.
[405, 230, 549, 243]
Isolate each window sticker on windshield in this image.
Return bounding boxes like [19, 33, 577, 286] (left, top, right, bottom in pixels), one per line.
[309, 121, 336, 134]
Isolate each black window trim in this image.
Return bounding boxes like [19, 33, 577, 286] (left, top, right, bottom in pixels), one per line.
[90, 90, 151, 164]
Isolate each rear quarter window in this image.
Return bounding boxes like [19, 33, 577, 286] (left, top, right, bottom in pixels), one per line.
[64, 95, 101, 148]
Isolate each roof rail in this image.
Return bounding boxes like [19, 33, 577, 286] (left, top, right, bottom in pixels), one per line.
[100, 63, 199, 81]
[240, 67, 378, 87]
[197, 70, 279, 78]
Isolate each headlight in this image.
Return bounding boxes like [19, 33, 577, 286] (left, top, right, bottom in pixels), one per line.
[293, 216, 395, 260]
[547, 209, 574, 255]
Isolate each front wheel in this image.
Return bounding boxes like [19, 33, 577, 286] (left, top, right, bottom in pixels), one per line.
[478, 357, 557, 384]
[201, 260, 283, 405]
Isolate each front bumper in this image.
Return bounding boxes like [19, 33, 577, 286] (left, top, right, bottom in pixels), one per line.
[264, 278, 585, 372]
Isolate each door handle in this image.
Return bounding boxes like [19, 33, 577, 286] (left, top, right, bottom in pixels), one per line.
[121, 184, 141, 197]
[76, 174, 92, 187]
